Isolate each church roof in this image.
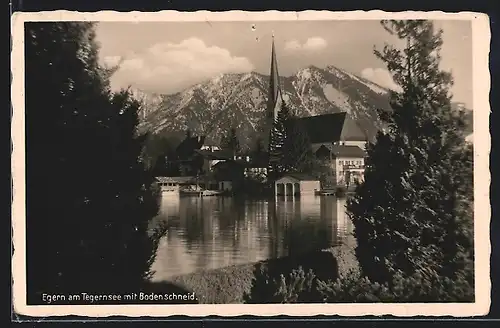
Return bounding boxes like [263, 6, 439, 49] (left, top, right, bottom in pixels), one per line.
[294, 112, 368, 144]
[295, 113, 347, 144]
[317, 144, 367, 158]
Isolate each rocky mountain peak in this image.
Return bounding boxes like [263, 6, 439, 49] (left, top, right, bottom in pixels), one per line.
[132, 65, 471, 149]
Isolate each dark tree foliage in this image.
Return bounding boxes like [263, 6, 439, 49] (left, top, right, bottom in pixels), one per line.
[346, 20, 474, 286]
[282, 119, 314, 174]
[221, 127, 241, 155]
[25, 22, 163, 301]
[267, 102, 314, 179]
[268, 102, 291, 179]
[253, 137, 265, 155]
[141, 132, 181, 171]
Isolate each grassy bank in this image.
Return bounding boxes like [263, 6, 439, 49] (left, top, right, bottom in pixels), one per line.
[149, 235, 358, 304]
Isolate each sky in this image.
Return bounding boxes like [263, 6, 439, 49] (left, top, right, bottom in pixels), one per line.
[95, 19, 473, 108]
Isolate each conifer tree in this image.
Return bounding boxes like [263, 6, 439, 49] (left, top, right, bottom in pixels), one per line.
[221, 127, 241, 155]
[282, 119, 313, 173]
[268, 102, 291, 179]
[346, 20, 474, 286]
[25, 22, 163, 301]
[253, 137, 265, 155]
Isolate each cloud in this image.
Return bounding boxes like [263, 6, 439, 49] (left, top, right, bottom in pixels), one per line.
[108, 38, 254, 94]
[304, 37, 327, 51]
[284, 37, 327, 52]
[361, 67, 402, 92]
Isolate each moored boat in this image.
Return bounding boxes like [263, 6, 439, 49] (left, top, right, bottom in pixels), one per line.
[180, 185, 223, 197]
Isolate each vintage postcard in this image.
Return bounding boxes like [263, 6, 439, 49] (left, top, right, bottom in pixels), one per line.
[11, 10, 491, 317]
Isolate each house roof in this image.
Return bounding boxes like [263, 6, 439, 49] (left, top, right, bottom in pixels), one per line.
[195, 149, 233, 160]
[176, 135, 206, 154]
[317, 144, 367, 158]
[294, 112, 368, 144]
[211, 161, 243, 181]
[276, 173, 319, 182]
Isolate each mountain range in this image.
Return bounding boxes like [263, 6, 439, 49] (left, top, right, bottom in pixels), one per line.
[134, 65, 473, 149]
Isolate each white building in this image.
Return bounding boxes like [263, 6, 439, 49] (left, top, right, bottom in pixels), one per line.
[274, 174, 321, 197]
[315, 144, 366, 187]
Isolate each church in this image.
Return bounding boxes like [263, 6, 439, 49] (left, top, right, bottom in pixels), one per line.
[264, 36, 368, 188]
[157, 36, 369, 193]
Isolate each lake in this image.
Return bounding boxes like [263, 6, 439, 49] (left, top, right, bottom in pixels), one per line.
[150, 195, 354, 280]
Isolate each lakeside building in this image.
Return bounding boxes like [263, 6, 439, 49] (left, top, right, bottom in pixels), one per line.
[155, 176, 198, 194]
[274, 174, 321, 197]
[315, 144, 366, 186]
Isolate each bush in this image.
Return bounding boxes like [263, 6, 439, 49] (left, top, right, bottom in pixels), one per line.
[244, 265, 320, 303]
[265, 268, 475, 303]
[250, 267, 475, 303]
[316, 269, 474, 303]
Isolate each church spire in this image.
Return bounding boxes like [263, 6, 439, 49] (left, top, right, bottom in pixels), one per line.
[267, 35, 283, 121]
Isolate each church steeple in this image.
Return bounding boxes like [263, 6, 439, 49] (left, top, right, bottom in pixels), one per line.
[262, 35, 284, 153]
[267, 35, 283, 121]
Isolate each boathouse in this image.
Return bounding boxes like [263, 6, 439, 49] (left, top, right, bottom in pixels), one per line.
[155, 176, 197, 192]
[274, 173, 321, 197]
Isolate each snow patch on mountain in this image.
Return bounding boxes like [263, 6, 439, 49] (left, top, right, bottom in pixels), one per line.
[323, 84, 351, 112]
[135, 65, 396, 148]
[250, 88, 264, 107]
[297, 68, 312, 80]
[338, 68, 388, 95]
[325, 65, 345, 80]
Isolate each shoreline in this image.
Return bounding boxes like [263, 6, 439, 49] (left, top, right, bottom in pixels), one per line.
[149, 235, 358, 304]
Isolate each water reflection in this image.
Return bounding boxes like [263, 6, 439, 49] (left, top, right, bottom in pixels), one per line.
[150, 195, 353, 281]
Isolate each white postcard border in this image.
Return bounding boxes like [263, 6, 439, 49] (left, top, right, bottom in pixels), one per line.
[11, 10, 491, 317]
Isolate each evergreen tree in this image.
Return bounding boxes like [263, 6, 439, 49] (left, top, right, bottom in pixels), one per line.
[153, 153, 168, 176]
[253, 137, 265, 155]
[346, 20, 474, 286]
[221, 127, 241, 155]
[25, 22, 163, 301]
[282, 119, 314, 173]
[268, 102, 291, 179]
[141, 132, 181, 171]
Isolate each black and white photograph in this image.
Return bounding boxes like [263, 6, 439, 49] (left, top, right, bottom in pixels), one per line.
[11, 10, 490, 317]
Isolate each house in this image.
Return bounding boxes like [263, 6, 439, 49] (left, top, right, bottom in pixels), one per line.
[274, 173, 321, 197]
[315, 144, 366, 187]
[211, 160, 245, 192]
[194, 149, 233, 174]
[294, 112, 369, 151]
[233, 152, 269, 181]
[200, 144, 221, 152]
